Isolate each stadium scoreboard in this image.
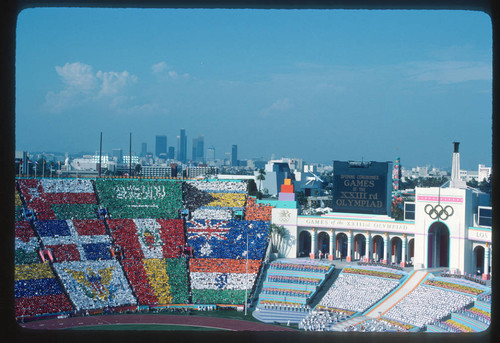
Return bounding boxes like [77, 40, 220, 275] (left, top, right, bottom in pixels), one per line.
[333, 161, 392, 216]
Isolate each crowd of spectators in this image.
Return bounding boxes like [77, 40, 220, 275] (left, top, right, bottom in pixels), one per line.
[189, 180, 247, 192]
[108, 219, 185, 259]
[191, 208, 232, 220]
[318, 273, 400, 313]
[382, 284, 474, 328]
[477, 293, 492, 304]
[357, 261, 404, 271]
[244, 197, 273, 221]
[270, 262, 331, 274]
[343, 318, 404, 332]
[189, 258, 261, 304]
[267, 275, 321, 286]
[300, 309, 347, 331]
[95, 179, 182, 219]
[15, 263, 73, 317]
[17, 179, 98, 220]
[36, 219, 112, 262]
[457, 306, 491, 325]
[15, 221, 40, 264]
[187, 220, 269, 259]
[440, 270, 487, 285]
[53, 260, 137, 311]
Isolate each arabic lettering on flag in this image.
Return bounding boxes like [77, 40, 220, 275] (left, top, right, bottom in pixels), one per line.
[53, 260, 136, 311]
[35, 220, 111, 262]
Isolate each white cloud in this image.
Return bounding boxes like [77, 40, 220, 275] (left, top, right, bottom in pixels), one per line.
[152, 61, 168, 74]
[403, 61, 492, 84]
[260, 98, 293, 116]
[45, 62, 138, 113]
[96, 70, 137, 96]
[55, 62, 97, 91]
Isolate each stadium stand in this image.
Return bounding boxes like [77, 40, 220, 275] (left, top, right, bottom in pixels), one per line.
[187, 219, 269, 305]
[95, 179, 182, 219]
[244, 196, 273, 221]
[17, 179, 98, 220]
[15, 263, 73, 318]
[15, 220, 41, 264]
[253, 260, 334, 324]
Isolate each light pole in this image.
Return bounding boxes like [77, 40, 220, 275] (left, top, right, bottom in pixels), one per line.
[245, 224, 252, 316]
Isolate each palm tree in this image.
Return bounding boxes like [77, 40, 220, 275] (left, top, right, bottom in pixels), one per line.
[269, 224, 286, 254]
[256, 169, 266, 199]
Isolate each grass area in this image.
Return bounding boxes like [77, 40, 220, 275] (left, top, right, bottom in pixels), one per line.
[67, 323, 225, 331]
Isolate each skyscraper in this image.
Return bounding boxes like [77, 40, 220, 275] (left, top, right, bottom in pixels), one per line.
[155, 135, 167, 158]
[231, 144, 238, 166]
[141, 142, 147, 157]
[196, 135, 204, 163]
[178, 129, 187, 163]
[168, 146, 175, 160]
[192, 138, 198, 162]
[112, 148, 123, 163]
[207, 146, 215, 162]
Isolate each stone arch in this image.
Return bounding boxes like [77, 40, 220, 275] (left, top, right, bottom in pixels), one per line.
[408, 238, 415, 264]
[317, 231, 330, 256]
[298, 230, 311, 257]
[354, 233, 366, 261]
[473, 245, 485, 276]
[372, 235, 384, 262]
[390, 236, 403, 264]
[336, 232, 348, 259]
[427, 222, 450, 268]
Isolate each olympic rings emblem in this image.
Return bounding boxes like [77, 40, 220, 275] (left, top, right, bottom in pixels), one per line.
[424, 204, 454, 220]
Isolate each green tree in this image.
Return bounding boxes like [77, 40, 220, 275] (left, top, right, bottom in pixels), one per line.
[247, 179, 258, 196]
[256, 169, 266, 199]
[479, 175, 492, 194]
[466, 178, 479, 189]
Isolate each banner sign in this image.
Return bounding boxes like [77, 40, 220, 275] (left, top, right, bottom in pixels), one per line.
[333, 161, 391, 215]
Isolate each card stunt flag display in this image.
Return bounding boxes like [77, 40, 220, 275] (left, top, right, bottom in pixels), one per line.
[187, 220, 269, 259]
[17, 179, 98, 220]
[54, 260, 136, 311]
[94, 179, 182, 219]
[15, 263, 73, 317]
[35, 219, 112, 262]
[107, 219, 184, 259]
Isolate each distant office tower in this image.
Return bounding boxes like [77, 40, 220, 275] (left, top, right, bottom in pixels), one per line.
[231, 144, 238, 166]
[177, 129, 187, 163]
[192, 138, 198, 162]
[207, 146, 215, 162]
[112, 149, 123, 163]
[192, 135, 204, 163]
[155, 135, 167, 158]
[141, 142, 147, 157]
[168, 146, 175, 159]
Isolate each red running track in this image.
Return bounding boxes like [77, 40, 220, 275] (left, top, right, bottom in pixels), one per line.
[19, 314, 296, 331]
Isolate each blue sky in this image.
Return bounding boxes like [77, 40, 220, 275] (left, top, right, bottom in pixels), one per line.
[15, 8, 492, 169]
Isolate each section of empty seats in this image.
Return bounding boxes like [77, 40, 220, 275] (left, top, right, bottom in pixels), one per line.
[17, 179, 98, 220]
[94, 178, 182, 219]
[53, 260, 137, 311]
[35, 219, 112, 262]
[107, 219, 185, 259]
[15, 263, 73, 317]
